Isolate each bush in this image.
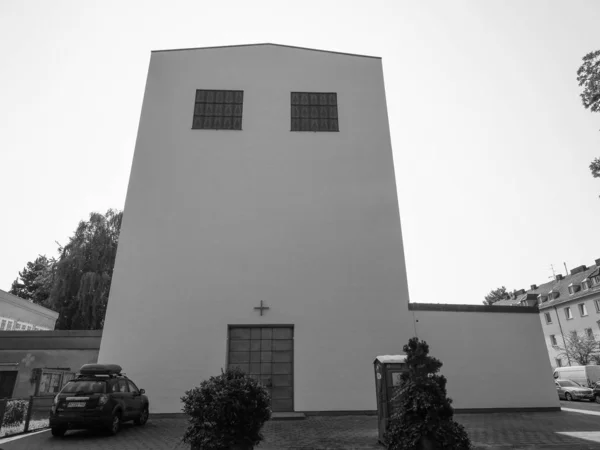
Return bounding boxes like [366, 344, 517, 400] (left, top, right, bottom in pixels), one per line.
[181, 367, 272, 450]
[2, 400, 28, 427]
[384, 338, 472, 450]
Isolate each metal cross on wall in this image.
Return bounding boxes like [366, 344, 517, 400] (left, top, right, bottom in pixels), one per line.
[254, 300, 270, 316]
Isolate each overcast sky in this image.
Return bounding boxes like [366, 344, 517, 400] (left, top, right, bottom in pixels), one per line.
[1, 0, 599, 305]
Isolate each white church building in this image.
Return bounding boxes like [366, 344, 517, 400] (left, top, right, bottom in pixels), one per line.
[99, 44, 559, 414]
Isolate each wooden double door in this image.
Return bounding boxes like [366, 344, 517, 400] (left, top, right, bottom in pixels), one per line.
[228, 326, 293, 412]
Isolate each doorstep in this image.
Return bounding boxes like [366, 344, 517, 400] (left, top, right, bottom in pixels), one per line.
[271, 412, 306, 420]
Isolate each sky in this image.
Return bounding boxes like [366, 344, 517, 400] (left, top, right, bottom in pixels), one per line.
[1, 0, 599, 305]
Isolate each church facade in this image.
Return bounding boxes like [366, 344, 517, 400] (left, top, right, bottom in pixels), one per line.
[99, 44, 559, 414]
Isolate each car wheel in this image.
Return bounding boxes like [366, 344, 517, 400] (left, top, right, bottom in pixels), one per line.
[565, 393, 573, 401]
[51, 427, 67, 437]
[134, 406, 149, 426]
[107, 412, 121, 435]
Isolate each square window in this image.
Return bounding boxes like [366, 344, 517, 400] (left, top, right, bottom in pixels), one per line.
[291, 92, 339, 132]
[565, 307, 573, 320]
[587, 328, 594, 339]
[595, 299, 600, 313]
[579, 303, 588, 316]
[544, 312, 552, 324]
[550, 335, 558, 346]
[192, 90, 243, 130]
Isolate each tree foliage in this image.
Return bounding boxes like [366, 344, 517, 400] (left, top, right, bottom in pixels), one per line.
[47, 209, 122, 330]
[483, 286, 510, 305]
[577, 50, 600, 113]
[9, 255, 55, 307]
[10, 209, 123, 330]
[558, 330, 600, 366]
[576, 50, 600, 193]
[384, 338, 471, 450]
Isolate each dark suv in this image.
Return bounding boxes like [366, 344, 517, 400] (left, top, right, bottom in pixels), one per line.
[49, 364, 149, 437]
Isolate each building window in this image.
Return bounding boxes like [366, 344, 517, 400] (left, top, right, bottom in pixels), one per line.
[587, 328, 595, 339]
[580, 303, 589, 317]
[565, 307, 573, 319]
[291, 92, 339, 132]
[36, 369, 75, 396]
[550, 335, 558, 346]
[544, 312, 552, 324]
[583, 280, 590, 291]
[192, 90, 243, 130]
[593, 276, 600, 286]
[15, 321, 34, 331]
[555, 358, 563, 367]
[0, 317, 15, 331]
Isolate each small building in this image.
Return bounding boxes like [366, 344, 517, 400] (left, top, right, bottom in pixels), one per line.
[0, 289, 58, 331]
[0, 330, 102, 399]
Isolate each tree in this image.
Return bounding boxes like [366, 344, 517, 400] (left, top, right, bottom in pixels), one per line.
[47, 209, 123, 330]
[9, 255, 55, 307]
[483, 286, 510, 305]
[577, 50, 600, 113]
[576, 50, 600, 192]
[557, 330, 600, 366]
[385, 338, 471, 450]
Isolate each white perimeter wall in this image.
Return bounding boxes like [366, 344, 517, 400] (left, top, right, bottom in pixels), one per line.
[412, 308, 560, 410]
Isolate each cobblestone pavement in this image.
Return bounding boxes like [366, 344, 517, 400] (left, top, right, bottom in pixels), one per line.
[3, 411, 600, 449]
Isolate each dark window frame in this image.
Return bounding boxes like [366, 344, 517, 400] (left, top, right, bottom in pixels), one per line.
[291, 92, 339, 132]
[192, 89, 244, 131]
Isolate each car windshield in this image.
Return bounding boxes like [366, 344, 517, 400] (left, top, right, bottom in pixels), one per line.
[558, 380, 581, 387]
[61, 380, 106, 394]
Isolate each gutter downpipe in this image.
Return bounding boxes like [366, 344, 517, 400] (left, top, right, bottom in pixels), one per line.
[553, 305, 572, 366]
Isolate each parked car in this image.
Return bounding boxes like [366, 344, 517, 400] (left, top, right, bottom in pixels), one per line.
[553, 365, 600, 387]
[591, 381, 600, 403]
[554, 379, 594, 401]
[49, 364, 149, 437]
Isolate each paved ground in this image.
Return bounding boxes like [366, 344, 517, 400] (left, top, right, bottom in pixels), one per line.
[3, 405, 600, 449]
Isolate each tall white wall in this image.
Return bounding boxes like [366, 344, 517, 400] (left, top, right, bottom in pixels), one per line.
[411, 308, 560, 410]
[99, 45, 415, 413]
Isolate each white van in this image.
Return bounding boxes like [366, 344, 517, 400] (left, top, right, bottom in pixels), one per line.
[553, 365, 600, 387]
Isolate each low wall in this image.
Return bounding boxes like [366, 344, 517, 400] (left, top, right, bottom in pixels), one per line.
[0, 331, 102, 398]
[409, 304, 560, 411]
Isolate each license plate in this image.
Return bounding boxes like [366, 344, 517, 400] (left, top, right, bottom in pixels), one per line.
[67, 402, 86, 408]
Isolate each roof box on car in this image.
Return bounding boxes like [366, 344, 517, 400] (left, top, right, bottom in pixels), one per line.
[79, 364, 123, 376]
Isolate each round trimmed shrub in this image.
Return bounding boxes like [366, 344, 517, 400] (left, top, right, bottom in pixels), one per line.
[181, 367, 272, 450]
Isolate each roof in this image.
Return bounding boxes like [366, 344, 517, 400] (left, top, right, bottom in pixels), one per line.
[0, 288, 59, 319]
[493, 298, 523, 306]
[495, 261, 600, 311]
[375, 355, 407, 364]
[151, 43, 381, 60]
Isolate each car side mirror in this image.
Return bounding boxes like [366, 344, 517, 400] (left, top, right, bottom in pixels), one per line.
[139, 389, 145, 395]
